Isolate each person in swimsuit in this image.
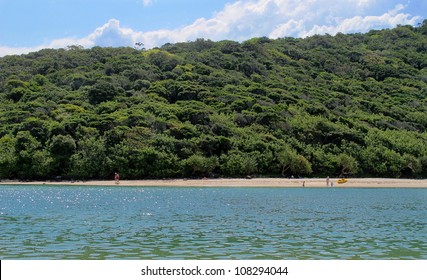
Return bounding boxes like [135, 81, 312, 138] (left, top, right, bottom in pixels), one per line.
[114, 172, 120, 184]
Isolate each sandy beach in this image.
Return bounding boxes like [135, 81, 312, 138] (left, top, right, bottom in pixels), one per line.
[1, 178, 427, 188]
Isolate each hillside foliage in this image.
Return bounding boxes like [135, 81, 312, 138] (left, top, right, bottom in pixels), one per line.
[1, 23, 427, 180]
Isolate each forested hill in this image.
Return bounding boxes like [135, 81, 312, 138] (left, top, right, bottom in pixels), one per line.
[1, 23, 427, 180]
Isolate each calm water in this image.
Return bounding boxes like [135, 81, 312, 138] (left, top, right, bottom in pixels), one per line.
[0, 185, 426, 259]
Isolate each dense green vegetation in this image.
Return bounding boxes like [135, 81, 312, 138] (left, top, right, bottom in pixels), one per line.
[1, 23, 427, 180]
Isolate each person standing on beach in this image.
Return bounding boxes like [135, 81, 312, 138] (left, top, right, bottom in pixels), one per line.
[326, 176, 330, 187]
[114, 172, 120, 185]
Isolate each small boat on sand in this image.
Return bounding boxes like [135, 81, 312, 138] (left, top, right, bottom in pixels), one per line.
[337, 178, 348, 184]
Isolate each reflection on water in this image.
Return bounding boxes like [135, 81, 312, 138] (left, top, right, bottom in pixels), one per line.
[0, 186, 426, 259]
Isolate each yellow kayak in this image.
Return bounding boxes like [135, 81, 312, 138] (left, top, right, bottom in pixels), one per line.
[337, 178, 348, 184]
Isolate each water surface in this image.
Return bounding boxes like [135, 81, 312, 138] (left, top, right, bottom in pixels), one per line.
[0, 186, 426, 259]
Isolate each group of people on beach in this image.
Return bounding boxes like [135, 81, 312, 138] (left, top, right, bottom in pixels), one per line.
[302, 176, 334, 187]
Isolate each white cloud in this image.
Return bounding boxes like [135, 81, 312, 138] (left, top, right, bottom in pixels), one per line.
[300, 4, 422, 37]
[141, 0, 155, 7]
[135, 0, 156, 7]
[356, 0, 374, 8]
[87, 19, 139, 47]
[0, 19, 141, 56]
[0, 46, 36, 57]
[0, 0, 423, 57]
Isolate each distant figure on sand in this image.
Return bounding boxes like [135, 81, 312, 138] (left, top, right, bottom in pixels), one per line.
[326, 176, 330, 187]
[114, 172, 120, 185]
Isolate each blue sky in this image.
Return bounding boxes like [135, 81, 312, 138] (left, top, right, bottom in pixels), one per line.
[0, 0, 425, 56]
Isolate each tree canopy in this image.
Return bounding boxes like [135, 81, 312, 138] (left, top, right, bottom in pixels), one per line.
[1, 23, 427, 180]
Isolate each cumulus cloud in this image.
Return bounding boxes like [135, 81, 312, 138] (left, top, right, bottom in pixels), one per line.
[139, 0, 421, 44]
[290, 4, 422, 37]
[0, 19, 140, 56]
[87, 19, 138, 47]
[0, 0, 423, 57]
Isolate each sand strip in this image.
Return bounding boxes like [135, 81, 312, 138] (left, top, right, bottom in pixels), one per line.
[1, 178, 427, 188]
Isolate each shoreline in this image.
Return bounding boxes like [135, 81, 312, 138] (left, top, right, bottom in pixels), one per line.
[1, 178, 427, 188]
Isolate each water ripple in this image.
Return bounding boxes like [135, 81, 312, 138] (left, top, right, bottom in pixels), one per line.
[0, 186, 426, 259]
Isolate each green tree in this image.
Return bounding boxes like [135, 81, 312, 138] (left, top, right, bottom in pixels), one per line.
[144, 49, 182, 71]
[361, 146, 404, 177]
[69, 136, 108, 179]
[182, 154, 219, 177]
[14, 131, 53, 179]
[277, 147, 312, 177]
[49, 134, 76, 176]
[220, 151, 258, 177]
[336, 153, 359, 177]
[0, 135, 16, 179]
[87, 81, 120, 105]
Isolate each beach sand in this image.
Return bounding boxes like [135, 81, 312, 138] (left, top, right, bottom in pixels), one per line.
[1, 178, 427, 188]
